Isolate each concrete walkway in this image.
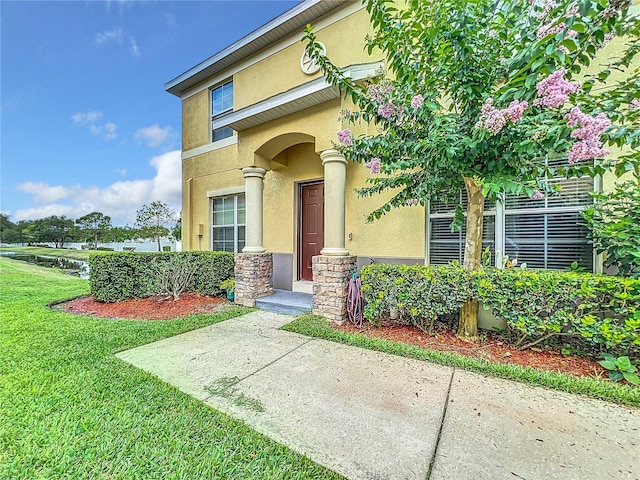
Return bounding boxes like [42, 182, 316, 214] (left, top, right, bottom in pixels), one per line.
[116, 311, 640, 480]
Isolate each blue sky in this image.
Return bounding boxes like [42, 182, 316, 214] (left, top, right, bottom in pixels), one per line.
[1, 0, 299, 225]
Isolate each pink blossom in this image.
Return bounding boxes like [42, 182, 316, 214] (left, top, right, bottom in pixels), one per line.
[504, 100, 529, 122]
[536, 0, 559, 20]
[475, 98, 528, 135]
[367, 84, 384, 102]
[630, 98, 640, 110]
[411, 94, 424, 108]
[532, 190, 545, 200]
[364, 157, 381, 174]
[565, 107, 611, 163]
[367, 82, 393, 103]
[337, 128, 353, 146]
[534, 68, 581, 108]
[405, 198, 420, 206]
[537, 22, 577, 40]
[378, 102, 396, 118]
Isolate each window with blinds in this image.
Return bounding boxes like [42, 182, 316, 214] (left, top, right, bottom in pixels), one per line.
[429, 192, 496, 265]
[428, 164, 596, 271]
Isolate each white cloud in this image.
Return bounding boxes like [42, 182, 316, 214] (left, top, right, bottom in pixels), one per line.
[71, 111, 117, 140]
[95, 27, 139, 57]
[16, 182, 73, 204]
[89, 121, 118, 140]
[134, 124, 175, 149]
[95, 28, 124, 46]
[130, 37, 139, 57]
[71, 110, 103, 125]
[13, 150, 181, 225]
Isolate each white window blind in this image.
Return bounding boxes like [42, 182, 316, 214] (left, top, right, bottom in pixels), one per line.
[428, 162, 595, 271]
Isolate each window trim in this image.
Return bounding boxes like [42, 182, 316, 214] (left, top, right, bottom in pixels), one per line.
[211, 79, 234, 143]
[210, 193, 245, 253]
[426, 172, 599, 272]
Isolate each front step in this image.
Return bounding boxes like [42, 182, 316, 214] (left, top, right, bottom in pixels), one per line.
[255, 289, 312, 315]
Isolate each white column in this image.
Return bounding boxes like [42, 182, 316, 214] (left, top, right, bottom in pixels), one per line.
[242, 167, 266, 254]
[320, 149, 349, 256]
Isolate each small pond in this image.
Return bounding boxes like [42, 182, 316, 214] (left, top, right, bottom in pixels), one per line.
[0, 252, 90, 279]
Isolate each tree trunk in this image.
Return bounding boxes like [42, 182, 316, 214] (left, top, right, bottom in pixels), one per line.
[157, 235, 161, 252]
[458, 176, 485, 341]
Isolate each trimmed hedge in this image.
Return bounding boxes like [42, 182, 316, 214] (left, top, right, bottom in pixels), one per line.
[361, 263, 471, 332]
[361, 264, 640, 359]
[89, 251, 234, 302]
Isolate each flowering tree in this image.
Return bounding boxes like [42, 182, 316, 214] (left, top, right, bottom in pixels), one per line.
[304, 0, 640, 340]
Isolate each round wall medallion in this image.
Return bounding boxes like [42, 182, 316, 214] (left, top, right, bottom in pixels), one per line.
[300, 42, 326, 75]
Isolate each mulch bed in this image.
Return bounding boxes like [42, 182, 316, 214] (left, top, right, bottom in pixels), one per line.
[55, 293, 229, 320]
[334, 321, 606, 379]
[56, 294, 607, 379]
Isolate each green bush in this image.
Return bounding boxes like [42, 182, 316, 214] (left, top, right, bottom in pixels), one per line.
[475, 268, 640, 358]
[89, 251, 234, 302]
[361, 263, 471, 332]
[360, 264, 640, 360]
[581, 178, 640, 278]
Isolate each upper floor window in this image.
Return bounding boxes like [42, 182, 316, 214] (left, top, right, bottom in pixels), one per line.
[211, 80, 233, 142]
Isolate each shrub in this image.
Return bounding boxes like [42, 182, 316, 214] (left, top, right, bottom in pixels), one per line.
[581, 178, 640, 278]
[154, 254, 197, 301]
[89, 251, 234, 302]
[361, 264, 471, 333]
[360, 263, 640, 360]
[474, 268, 640, 358]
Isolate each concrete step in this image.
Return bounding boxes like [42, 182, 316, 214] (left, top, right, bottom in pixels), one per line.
[256, 289, 312, 315]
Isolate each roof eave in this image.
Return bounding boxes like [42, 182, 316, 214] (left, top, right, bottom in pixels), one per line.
[165, 0, 350, 97]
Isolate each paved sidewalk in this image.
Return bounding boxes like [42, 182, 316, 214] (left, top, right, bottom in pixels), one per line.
[116, 311, 640, 480]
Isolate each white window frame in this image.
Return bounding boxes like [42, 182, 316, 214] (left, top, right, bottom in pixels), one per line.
[211, 80, 234, 143]
[426, 165, 599, 272]
[211, 193, 245, 253]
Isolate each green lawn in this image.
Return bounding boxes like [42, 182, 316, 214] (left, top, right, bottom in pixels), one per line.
[0, 246, 90, 261]
[0, 259, 342, 480]
[283, 315, 640, 407]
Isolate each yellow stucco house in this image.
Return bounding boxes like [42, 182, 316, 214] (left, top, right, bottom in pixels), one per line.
[165, 0, 637, 318]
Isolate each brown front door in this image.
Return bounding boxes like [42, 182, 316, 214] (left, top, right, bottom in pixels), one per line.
[299, 181, 324, 281]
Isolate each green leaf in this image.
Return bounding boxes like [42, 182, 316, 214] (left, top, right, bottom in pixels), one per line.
[599, 360, 617, 370]
[609, 371, 624, 382]
[622, 372, 640, 385]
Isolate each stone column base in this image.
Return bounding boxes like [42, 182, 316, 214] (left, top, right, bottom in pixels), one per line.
[312, 255, 357, 323]
[235, 253, 273, 307]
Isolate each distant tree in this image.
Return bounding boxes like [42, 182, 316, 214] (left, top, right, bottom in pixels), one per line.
[35, 216, 75, 248]
[135, 201, 175, 251]
[171, 215, 182, 242]
[103, 225, 137, 243]
[76, 212, 112, 248]
[0, 214, 18, 244]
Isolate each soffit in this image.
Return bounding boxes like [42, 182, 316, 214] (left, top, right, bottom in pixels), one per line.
[165, 0, 350, 97]
[215, 62, 383, 132]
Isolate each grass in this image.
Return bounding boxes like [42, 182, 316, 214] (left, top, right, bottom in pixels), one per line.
[0, 258, 342, 480]
[0, 245, 90, 261]
[283, 314, 640, 408]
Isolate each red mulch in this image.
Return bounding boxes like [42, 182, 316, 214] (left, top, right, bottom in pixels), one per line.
[334, 321, 606, 379]
[55, 293, 229, 321]
[57, 294, 606, 379]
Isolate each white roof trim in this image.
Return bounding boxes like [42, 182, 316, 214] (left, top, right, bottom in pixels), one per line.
[215, 62, 384, 132]
[165, 0, 350, 97]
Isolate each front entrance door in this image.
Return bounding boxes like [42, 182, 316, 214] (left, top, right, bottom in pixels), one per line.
[299, 181, 324, 281]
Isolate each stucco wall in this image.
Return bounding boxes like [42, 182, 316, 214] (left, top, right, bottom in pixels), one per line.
[234, 7, 374, 110]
